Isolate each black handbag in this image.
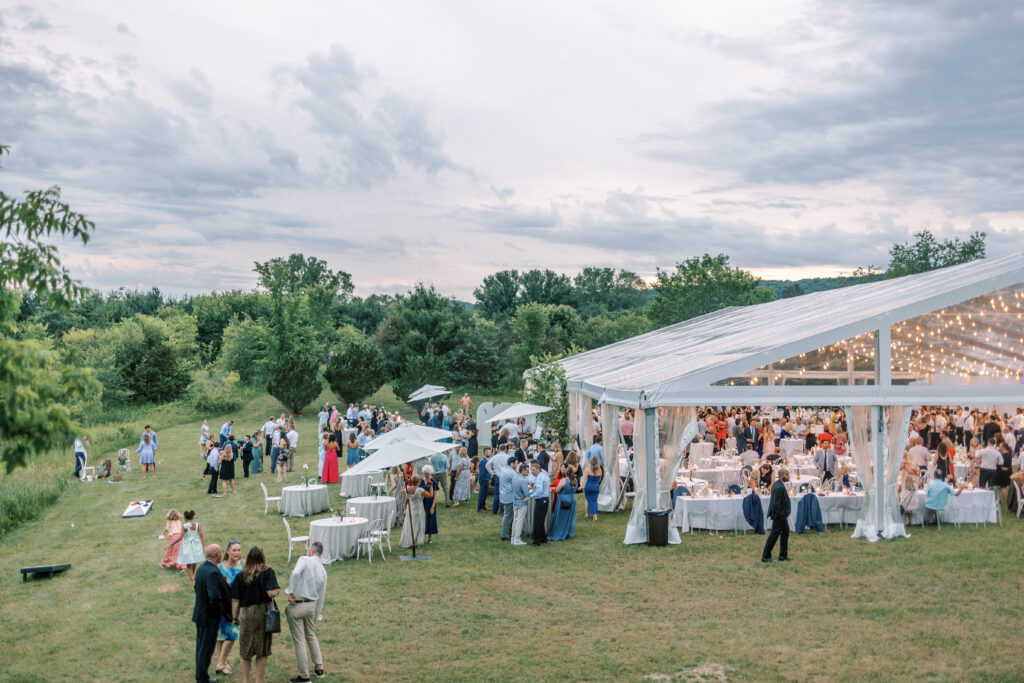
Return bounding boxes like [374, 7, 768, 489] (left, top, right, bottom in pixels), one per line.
[560, 496, 573, 510]
[265, 599, 281, 633]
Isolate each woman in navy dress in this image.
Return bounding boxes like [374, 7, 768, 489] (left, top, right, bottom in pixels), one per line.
[547, 465, 577, 541]
[420, 465, 439, 544]
[583, 456, 602, 521]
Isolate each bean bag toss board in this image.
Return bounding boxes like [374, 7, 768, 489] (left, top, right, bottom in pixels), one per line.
[122, 499, 154, 518]
[21, 564, 71, 582]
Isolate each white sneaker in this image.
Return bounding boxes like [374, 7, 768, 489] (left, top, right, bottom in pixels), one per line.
[511, 539, 527, 546]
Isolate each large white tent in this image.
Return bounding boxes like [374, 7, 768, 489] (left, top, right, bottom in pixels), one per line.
[559, 254, 1024, 543]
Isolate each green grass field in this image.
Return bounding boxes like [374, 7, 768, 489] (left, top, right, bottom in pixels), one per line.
[2, 390, 1023, 682]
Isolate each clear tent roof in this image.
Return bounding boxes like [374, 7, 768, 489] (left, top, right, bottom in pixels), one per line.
[560, 253, 1024, 406]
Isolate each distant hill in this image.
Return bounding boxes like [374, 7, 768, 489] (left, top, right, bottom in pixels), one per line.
[759, 274, 884, 299]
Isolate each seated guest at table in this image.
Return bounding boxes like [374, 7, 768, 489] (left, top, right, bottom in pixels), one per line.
[231, 546, 279, 683]
[739, 447, 759, 467]
[420, 465, 439, 544]
[758, 461, 775, 490]
[321, 434, 340, 484]
[924, 470, 966, 523]
[399, 475, 425, 548]
[803, 429, 818, 452]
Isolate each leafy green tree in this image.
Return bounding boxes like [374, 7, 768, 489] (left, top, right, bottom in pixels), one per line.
[254, 253, 354, 298]
[91, 314, 195, 404]
[473, 269, 521, 321]
[189, 290, 269, 362]
[190, 369, 243, 414]
[522, 353, 570, 444]
[377, 284, 475, 397]
[574, 312, 653, 350]
[335, 294, 393, 335]
[323, 325, 386, 404]
[218, 316, 273, 383]
[265, 345, 323, 414]
[647, 253, 775, 327]
[445, 321, 504, 388]
[520, 269, 576, 307]
[0, 144, 99, 471]
[779, 282, 805, 299]
[509, 303, 551, 379]
[573, 267, 647, 318]
[886, 230, 987, 278]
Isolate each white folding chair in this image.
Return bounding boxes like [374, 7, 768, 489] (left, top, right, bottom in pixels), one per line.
[261, 482, 282, 515]
[80, 466, 96, 482]
[1013, 482, 1024, 518]
[983, 491, 1002, 527]
[282, 517, 309, 563]
[711, 508, 739, 536]
[356, 518, 386, 563]
[688, 500, 713, 535]
[938, 496, 961, 530]
[842, 499, 862, 530]
[369, 511, 393, 552]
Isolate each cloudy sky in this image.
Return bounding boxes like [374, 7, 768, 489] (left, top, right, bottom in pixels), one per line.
[2, 1, 1022, 298]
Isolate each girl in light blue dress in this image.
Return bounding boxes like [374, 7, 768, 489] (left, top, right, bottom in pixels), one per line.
[318, 429, 328, 479]
[175, 510, 206, 584]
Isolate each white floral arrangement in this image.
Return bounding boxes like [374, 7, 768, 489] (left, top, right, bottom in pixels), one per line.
[718, 448, 738, 457]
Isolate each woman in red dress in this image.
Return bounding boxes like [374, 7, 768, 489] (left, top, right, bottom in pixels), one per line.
[321, 434, 340, 483]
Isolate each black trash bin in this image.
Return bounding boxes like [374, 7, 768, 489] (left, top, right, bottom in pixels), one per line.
[646, 508, 670, 546]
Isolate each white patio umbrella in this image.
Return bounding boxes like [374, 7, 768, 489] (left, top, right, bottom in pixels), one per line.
[363, 423, 454, 451]
[485, 402, 553, 423]
[407, 384, 451, 401]
[342, 440, 457, 477]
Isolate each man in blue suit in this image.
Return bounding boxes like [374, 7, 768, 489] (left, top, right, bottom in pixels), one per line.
[192, 544, 231, 682]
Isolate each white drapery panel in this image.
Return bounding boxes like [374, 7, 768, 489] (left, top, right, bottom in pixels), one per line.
[598, 403, 621, 512]
[657, 407, 697, 545]
[582, 396, 596, 451]
[881, 406, 912, 539]
[848, 405, 879, 542]
[567, 391, 579, 448]
[624, 409, 648, 544]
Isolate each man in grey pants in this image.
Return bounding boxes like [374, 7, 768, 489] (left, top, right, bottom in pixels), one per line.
[498, 456, 515, 540]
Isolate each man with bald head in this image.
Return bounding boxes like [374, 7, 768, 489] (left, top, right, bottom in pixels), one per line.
[192, 544, 231, 682]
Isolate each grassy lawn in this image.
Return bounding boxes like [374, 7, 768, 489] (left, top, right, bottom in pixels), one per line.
[2, 390, 1023, 682]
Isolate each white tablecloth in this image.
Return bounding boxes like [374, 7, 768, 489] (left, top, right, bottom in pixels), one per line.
[693, 467, 742, 492]
[689, 442, 714, 463]
[278, 484, 331, 517]
[780, 439, 805, 457]
[911, 489, 997, 525]
[309, 516, 368, 563]
[672, 491, 859, 532]
[340, 470, 388, 498]
[343, 495, 396, 526]
[810, 425, 824, 434]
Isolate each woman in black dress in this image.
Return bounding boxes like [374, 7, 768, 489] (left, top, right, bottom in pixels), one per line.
[219, 443, 236, 494]
[420, 466, 439, 544]
[758, 461, 775, 491]
[230, 546, 279, 682]
[933, 439, 954, 482]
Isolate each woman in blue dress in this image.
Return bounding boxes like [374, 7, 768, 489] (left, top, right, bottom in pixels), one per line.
[420, 466, 439, 544]
[137, 433, 156, 479]
[250, 432, 263, 475]
[583, 456, 602, 521]
[451, 448, 471, 505]
[215, 541, 244, 676]
[548, 465, 577, 541]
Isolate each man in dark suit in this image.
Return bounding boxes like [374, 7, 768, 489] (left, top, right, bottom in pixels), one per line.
[737, 421, 757, 454]
[513, 438, 530, 466]
[535, 442, 550, 473]
[192, 544, 230, 682]
[761, 469, 792, 563]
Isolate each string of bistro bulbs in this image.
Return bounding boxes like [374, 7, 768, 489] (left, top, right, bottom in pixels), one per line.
[723, 285, 1024, 385]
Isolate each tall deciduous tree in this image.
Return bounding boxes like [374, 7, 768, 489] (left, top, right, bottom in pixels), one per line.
[647, 253, 775, 327]
[473, 270, 521, 321]
[886, 230, 986, 278]
[572, 267, 647, 318]
[0, 144, 99, 471]
[324, 326, 386, 404]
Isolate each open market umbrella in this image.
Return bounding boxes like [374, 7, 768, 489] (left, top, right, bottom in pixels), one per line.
[407, 384, 451, 402]
[342, 440, 457, 477]
[363, 423, 454, 451]
[485, 402, 553, 423]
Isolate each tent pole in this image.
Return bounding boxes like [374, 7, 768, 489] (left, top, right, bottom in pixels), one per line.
[644, 407, 658, 516]
[873, 406, 885, 532]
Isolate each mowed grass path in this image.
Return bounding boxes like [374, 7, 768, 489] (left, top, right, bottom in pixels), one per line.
[2, 393, 1023, 682]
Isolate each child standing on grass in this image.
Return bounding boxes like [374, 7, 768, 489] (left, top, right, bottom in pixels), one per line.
[176, 510, 206, 585]
[159, 509, 186, 571]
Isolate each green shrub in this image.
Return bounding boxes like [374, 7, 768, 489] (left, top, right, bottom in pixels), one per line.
[0, 450, 67, 538]
[190, 369, 242, 414]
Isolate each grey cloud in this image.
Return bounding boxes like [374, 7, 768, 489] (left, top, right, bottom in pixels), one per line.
[169, 68, 212, 111]
[116, 22, 134, 37]
[280, 44, 457, 188]
[638, 1, 1024, 214]
[24, 17, 52, 31]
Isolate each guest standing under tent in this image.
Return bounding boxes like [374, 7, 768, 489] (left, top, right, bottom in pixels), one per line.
[420, 466, 439, 544]
[321, 435, 340, 484]
[400, 475, 425, 548]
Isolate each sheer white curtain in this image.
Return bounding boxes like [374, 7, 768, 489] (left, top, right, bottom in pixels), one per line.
[567, 391, 579, 448]
[598, 403, 621, 512]
[624, 409, 648, 544]
[881, 406, 912, 539]
[848, 405, 879, 542]
[657, 407, 697, 545]
[582, 396, 595, 452]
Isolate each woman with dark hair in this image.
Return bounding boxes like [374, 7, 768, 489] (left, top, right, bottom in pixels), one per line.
[934, 438, 955, 482]
[230, 546, 279, 683]
[345, 431, 360, 468]
[321, 433, 340, 484]
[420, 465, 439, 544]
[219, 443, 236, 494]
[547, 464, 578, 541]
[583, 456, 602, 521]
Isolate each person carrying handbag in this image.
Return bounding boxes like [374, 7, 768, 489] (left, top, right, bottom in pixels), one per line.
[230, 546, 280, 683]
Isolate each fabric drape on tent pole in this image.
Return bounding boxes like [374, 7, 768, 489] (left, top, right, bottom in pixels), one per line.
[582, 397, 595, 452]
[881, 406, 912, 539]
[623, 409, 648, 544]
[848, 405, 879, 542]
[567, 391, 579, 448]
[598, 402, 621, 512]
[656, 407, 697, 544]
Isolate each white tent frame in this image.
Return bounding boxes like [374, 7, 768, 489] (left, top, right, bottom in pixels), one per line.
[558, 254, 1024, 543]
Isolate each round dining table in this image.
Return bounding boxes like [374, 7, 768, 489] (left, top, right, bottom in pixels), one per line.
[343, 495, 396, 526]
[308, 516, 369, 563]
[278, 483, 331, 517]
[340, 469, 388, 498]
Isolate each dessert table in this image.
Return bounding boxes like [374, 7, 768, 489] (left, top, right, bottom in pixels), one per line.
[278, 483, 331, 517]
[343, 495, 396, 526]
[340, 469, 388, 498]
[308, 516, 369, 563]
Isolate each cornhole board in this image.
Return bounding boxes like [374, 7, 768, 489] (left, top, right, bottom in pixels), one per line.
[21, 564, 71, 582]
[122, 499, 154, 518]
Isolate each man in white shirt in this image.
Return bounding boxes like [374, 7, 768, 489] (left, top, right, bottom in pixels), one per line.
[262, 417, 277, 444]
[206, 444, 220, 495]
[908, 437, 932, 474]
[317, 405, 329, 434]
[285, 542, 327, 682]
[1011, 408, 1024, 455]
[975, 438, 1002, 489]
[286, 426, 299, 472]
